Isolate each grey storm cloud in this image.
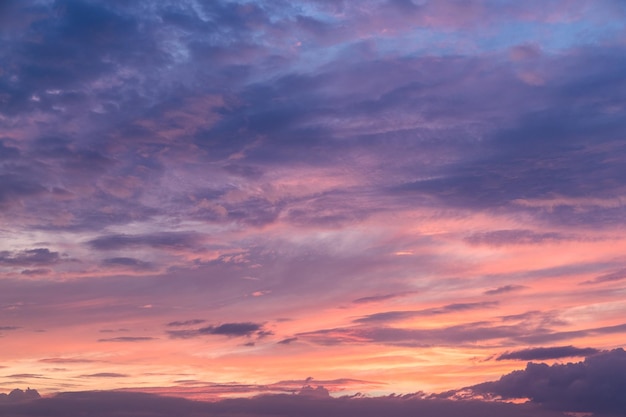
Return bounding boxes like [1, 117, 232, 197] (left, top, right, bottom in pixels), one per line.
[496, 346, 601, 361]
[470, 348, 626, 415]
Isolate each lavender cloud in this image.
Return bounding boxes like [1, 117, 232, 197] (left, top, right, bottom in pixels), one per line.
[496, 346, 601, 361]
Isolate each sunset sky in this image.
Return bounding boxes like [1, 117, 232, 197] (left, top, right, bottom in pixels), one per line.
[1, 1, 626, 416]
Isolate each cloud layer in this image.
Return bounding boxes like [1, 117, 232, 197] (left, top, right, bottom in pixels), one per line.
[1, 0, 625, 410]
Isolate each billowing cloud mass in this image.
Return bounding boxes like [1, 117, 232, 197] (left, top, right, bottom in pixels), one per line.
[1, 0, 625, 415]
[471, 349, 626, 415]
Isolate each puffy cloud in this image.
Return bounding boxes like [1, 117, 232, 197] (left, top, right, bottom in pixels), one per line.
[0, 388, 40, 404]
[470, 348, 626, 415]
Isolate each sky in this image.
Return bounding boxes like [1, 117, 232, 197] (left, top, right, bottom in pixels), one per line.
[1, 0, 626, 416]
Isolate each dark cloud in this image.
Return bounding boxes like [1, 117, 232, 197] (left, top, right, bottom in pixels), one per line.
[484, 285, 526, 295]
[518, 322, 626, 345]
[98, 337, 155, 343]
[4, 374, 46, 379]
[79, 373, 128, 378]
[471, 348, 626, 415]
[0, 388, 40, 404]
[353, 302, 498, 324]
[277, 337, 298, 345]
[39, 358, 98, 364]
[0, 174, 46, 205]
[0, 248, 60, 266]
[167, 322, 264, 339]
[0, 389, 567, 417]
[0, 326, 20, 331]
[101, 257, 153, 270]
[166, 319, 207, 327]
[20, 268, 52, 276]
[353, 293, 407, 304]
[496, 346, 601, 361]
[88, 232, 201, 250]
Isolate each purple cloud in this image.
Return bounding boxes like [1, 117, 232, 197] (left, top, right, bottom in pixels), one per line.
[167, 322, 265, 339]
[496, 346, 601, 361]
[0, 389, 568, 417]
[470, 348, 626, 415]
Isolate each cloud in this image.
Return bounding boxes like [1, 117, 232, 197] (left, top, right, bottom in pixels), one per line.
[88, 232, 201, 250]
[470, 348, 626, 415]
[101, 257, 153, 270]
[166, 319, 207, 327]
[0, 248, 60, 266]
[167, 322, 265, 339]
[496, 346, 601, 361]
[352, 293, 414, 304]
[79, 373, 128, 378]
[39, 358, 98, 364]
[353, 302, 499, 324]
[484, 285, 527, 296]
[464, 230, 568, 246]
[0, 388, 40, 404]
[98, 337, 156, 343]
[582, 268, 626, 285]
[0, 389, 568, 417]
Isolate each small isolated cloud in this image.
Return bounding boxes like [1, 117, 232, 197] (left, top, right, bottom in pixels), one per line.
[166, 319, 207, 327]
[0, 326, 20, 331]
[496, 346, 600, 361]
[352, 292, 414, 304]
[470, 348, 626, 415]
[39, 358, 98, 364]
[484, 285, 526, 295]
[167, 322, 265, 339]
[80, 373, 128, 378]
[98, 337, 156, 342]
[277, 337, 298, 345]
